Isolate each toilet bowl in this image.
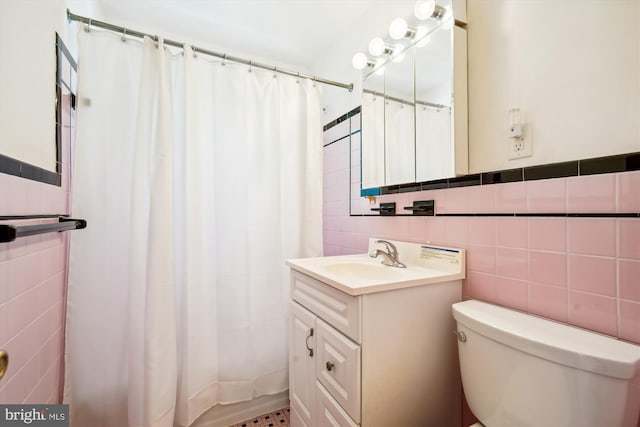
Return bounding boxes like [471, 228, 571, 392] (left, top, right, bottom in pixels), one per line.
[453, 300, 640, 427]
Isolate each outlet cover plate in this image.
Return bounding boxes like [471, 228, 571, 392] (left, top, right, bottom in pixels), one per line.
[508, 126, 533, 160]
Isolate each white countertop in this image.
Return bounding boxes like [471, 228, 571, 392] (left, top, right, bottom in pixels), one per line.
[287, 240, 465, 296]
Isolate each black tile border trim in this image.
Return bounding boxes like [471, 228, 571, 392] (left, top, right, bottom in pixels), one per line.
[323, 134, 351, 148]
[437, 212, 640, 218]
[0, 154, 61, 186]
[377, 151, 640, 195]
[350, 212, 640, 218]
[323, 106, 361, 132]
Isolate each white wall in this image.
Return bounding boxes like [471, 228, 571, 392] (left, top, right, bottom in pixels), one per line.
[0, 0, 99, 171]
[467, 0, 640, 173]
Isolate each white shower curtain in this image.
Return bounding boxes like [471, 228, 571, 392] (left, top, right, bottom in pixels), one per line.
[64, 27, 323, 427]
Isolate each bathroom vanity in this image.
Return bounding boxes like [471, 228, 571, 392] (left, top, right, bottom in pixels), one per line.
[287, 239, 465, 427]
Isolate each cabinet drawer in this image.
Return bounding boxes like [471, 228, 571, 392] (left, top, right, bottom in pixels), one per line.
[291, 270, 361, 343]
[316, 381, 359, 427]
[316, 319, 361, 423]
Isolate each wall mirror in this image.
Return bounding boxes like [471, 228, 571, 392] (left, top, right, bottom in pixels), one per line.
[383, 45, 415, 186]
[415, 24, 453, 182]
[361, 70, 385, 190]
[359, 8, 468, 198]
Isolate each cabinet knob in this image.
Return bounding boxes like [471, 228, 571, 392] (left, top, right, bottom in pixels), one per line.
[326, 361, 334, 372]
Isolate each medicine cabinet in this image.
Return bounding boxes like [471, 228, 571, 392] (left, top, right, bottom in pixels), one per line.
[360, 5, 468, 191]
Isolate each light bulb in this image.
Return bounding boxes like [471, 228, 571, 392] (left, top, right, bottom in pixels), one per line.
[352, 52, 369, 70]
[414, 0, 436, 20]
[389, 18, 408, 40]
[368, 37, 386, 57]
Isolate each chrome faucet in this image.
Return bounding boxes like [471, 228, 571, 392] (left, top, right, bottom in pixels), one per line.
[369, 240, 406, 268]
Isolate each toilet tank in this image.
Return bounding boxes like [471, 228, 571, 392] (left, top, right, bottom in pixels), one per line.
[452, 300, 640, 427]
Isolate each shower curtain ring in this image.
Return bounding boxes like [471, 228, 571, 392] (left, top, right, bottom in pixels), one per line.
[248, 60, 252, 73]
[121, 28, 127, 42]
[85, 18, 92, 32]
[221, 53, 226, 66]
[296, 72, 300, 84]
[192, 45, 197, 59]
[273, 65, 277, 78]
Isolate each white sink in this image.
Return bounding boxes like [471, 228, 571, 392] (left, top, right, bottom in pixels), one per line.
[323, 260, 403, 280]
[286, 239, 465, 295]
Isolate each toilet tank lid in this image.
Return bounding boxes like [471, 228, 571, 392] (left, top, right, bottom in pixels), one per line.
[452, 300, 640, 380]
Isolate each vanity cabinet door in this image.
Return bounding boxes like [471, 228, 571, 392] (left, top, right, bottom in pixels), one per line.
[290, 302, 317, 427]
[315, 319, 361, 423]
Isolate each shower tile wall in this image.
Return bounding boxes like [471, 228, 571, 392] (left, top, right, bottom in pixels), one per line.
[0, 181, 71, 404]
[0, 208, 68, 404]
[323, 121, 640, 345]
[0, 69, 74, 402]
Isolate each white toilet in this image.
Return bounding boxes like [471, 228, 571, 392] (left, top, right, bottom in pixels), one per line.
[452, 300, 640, 427]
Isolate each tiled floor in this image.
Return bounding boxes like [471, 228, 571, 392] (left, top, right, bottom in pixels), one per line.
[229, 407, 290, 427]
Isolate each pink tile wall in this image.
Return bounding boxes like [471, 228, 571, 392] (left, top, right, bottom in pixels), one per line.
[0, 62, 74, 402]
[323, 136, 640, 345]
[0, 179, 70, 404]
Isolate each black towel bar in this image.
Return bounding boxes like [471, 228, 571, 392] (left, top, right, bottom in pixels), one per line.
[0, 216, 87, 243]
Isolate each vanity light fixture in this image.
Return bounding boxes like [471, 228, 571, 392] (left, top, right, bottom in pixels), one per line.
[389, 18, 416, 40]
[414, 0, 435, 19]
[352, 1, 448, 70]
[352, 53, 387, 72]
[352, 52, 375, 70]
[414, 0, 447, 20]
[368, 37, 395, 57]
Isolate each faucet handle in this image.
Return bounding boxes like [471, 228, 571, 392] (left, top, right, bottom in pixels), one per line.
[375, 239, 397, 256]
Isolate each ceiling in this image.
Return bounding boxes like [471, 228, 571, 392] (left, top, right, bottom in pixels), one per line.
[92, 0, 416, 72]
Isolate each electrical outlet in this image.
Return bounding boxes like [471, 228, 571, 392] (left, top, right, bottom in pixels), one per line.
[508, 126, 533, 160]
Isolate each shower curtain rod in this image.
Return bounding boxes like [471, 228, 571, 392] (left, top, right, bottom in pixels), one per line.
[67, 9, 354, 92]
